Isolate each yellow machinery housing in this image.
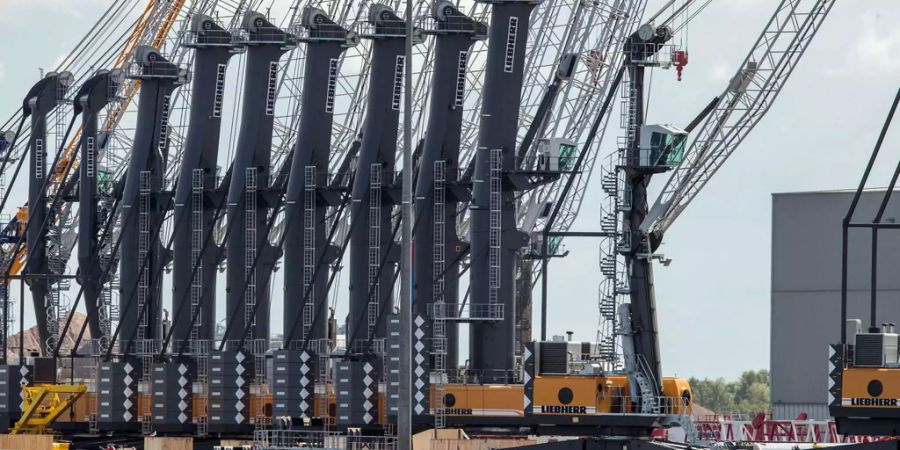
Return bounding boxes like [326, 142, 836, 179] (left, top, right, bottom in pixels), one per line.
[11, 384, 86, 434]
[431, 376, 690, 418]
[414, 339, 693, 435]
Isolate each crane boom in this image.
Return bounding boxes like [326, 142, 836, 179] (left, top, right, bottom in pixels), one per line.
[641, 0, 836, 237]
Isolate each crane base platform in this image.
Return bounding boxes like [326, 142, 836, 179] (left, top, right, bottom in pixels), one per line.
[491, 437, 694, 450]
[413, 414, 667, 437]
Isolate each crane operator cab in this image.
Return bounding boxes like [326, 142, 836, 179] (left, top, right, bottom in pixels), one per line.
[637, 124, 687, 171]
[0, 130, 14, 159]
[537, 138, 578, 172]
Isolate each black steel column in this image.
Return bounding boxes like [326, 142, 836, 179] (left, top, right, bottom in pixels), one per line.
[347, 5, 409, 351]
[75, 70, 123, 344]
[283, 8, 355, 350]
[222, 12, 295, 350]
[341, 4, 412, 427]
[119, 46, 186, 350]
[22, 72, 72, 353]
[277, 7, 356, 422]
[622, 26, 675, 397]
[170, 15, 236, 347]
[468, 0, 538, 383]
[411, 1, 485, 416]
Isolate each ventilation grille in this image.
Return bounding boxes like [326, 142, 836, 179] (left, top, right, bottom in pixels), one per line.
[855, 334, 885, 367]
[538, 342, 568, 374]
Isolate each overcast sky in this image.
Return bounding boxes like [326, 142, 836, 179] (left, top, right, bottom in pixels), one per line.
[1, 1, 899, 380]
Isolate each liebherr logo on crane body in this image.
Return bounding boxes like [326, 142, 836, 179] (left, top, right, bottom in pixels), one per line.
[455, 51, 468, 107]
[392, 55, 405, 111]
[158, 95, 171, 152]
[86, 137, 95, 178]
[844, 398, 900, 407]
[326, 58, 339, 114]
[35, 138, 43, 179]
[213, 63, 227, 118]
[504, 16, 519, 73]
[266, 61, 279, 116]
[538, 405, 592, 414]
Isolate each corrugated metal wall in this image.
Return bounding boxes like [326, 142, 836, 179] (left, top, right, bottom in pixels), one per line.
[772, 402, 830, 420]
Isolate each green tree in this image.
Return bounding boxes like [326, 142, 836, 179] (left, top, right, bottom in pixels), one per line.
[688, 370, 769, 415]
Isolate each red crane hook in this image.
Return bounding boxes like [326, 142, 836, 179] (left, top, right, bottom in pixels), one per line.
[674, 50, 688, 81]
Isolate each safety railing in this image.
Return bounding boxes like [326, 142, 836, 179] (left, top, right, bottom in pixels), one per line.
[254, 429, 344, 450]
[599, 394, 692, 416]
[217, 338, 269, 355]
[282, 338, 331, 354]
[129, 338, 161, 356]
[293, 23, 358, 43]
[347, 435, 397, 450]
[442, 369, 520, 385]
[356, 18, 415, 39]
[181, 29, 235, 47]
[416, 13, 485, 36]
[232, 27, 298, 46]
[125, 60, 190, 82]
[253, 430, 396, 450]
[624, 42, 679, 68]
[343, 338, 385, 355]
[430, 303, 504, 322]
